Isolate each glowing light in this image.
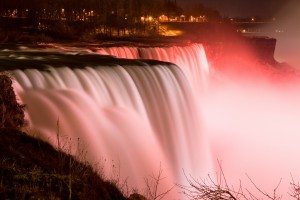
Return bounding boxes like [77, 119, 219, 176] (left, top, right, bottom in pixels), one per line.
[275, 29, 284, 33]
[162, 30, 183, 37]
[159, 15, 168, 22]
[190, 16, 195, 22]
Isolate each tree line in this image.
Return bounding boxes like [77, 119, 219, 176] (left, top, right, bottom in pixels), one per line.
[0, 0, 221, 38]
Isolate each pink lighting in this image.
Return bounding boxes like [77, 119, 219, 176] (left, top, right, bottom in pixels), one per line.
[10, 35, 300, 198]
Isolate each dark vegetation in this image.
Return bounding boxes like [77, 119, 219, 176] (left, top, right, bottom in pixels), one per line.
[0, 129, 127, 200]
[0, 0, 221, 42]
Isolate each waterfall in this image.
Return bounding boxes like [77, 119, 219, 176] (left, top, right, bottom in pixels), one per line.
[97, 44, 210, 91]
[9, 44, 213, 196]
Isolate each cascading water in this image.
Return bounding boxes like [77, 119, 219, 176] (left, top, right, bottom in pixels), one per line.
[97, 43, 210, 92]
[98, 47, 139, 59]
[7, 44, 213, 197]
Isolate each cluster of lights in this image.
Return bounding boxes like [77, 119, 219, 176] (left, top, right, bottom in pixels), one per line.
[189, 15, 207, 22]
[3, 9, 19, 17]
[157, 14, 207, 23]
[74, 9, 96, 21]
[140, 16, 154, 22]
[159, 15, 168, 22]
[238, 28, 284, 34]
[1, 8, 99, 21]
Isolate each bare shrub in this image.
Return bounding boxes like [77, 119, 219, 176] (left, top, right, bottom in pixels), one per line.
[144, 164, 175, 200]
[179, 160, 283, 200]
[290, 175, 300, 200]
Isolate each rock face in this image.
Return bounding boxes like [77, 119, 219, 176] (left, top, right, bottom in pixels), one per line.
[245, 37, 277, 64]
[0, 74, 25, 130]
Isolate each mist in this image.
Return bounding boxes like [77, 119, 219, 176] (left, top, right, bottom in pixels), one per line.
[201, 2, 300, 195]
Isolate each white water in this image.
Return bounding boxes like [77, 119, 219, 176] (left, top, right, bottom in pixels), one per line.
[11, 44, 213, 198]
[97, 43, 210, 92]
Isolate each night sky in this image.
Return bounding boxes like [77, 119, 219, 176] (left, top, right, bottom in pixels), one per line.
[179, 0, 292, 17]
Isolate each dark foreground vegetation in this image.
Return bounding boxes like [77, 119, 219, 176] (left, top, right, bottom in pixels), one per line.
[0, 129, 127, 200]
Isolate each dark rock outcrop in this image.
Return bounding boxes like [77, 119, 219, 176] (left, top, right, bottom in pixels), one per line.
[0, 74, 25, 130]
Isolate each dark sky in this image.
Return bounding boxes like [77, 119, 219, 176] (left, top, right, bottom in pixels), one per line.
[179, 0, 291, 17]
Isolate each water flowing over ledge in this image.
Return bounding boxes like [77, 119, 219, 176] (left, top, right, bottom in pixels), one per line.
[98, 43, 210, 91]
[1, 43, 213, 197]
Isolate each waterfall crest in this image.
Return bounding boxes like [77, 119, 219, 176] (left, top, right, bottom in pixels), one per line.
[98, 43, 210, 91]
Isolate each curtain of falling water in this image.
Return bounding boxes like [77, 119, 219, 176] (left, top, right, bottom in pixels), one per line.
[97, 43, 210, 92]
[11, 44, 213, 197]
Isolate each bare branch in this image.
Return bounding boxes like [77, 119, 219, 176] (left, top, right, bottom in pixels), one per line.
[144, 163, 174, 200]
[179, 161, 285, 200]
[246, 174, 282, 200]
[290, 174, 300, 200]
